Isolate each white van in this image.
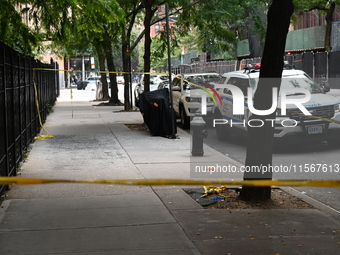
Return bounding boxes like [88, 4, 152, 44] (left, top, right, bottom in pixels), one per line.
[213, 68, 340, 145]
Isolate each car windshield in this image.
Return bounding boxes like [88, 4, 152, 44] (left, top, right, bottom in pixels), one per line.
[87, 77, 100, 81]
[185, 74, 221, 90]
[250, 74, 323, 95]
[149, 75, 169, 84]
[281, 74, 323, 94]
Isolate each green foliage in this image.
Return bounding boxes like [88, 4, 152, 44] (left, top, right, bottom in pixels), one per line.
[174, 0, 256, 55]
[150, 23, 179, 71]
[293, 0, 340, 16]
[46, 103, 54, 114]
[293, 0, 339, 52]
[160, 0, 268, 60]
[294, 0, 340, 10]
[0, 0, 40, 55]
[0, 0, 125, 56]
[0, 0, 285, 70]
[22, 150, 29, 162]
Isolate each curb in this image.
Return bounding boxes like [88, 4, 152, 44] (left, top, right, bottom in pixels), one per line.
[159, 185, 340, 223]
[0, 200, 10, 223]
[281, 186, 340, 221]
[196, 130, 340, 221]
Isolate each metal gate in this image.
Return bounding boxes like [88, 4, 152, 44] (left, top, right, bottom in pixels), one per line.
[0, 41, 58, 195]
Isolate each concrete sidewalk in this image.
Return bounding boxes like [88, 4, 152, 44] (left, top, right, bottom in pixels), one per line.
[0, 89, 339, 254]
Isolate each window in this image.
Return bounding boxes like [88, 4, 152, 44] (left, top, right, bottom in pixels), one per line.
[172, 77, 181, 89]
[219, 77, 227, 84]
[227, 77, 249, 94]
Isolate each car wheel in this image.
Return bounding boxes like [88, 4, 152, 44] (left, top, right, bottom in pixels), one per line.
[180, 106, 190, 129]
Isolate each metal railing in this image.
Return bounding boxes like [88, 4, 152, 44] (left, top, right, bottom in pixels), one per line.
[0, 41, 59, 195]
[171, 52, 340, 89]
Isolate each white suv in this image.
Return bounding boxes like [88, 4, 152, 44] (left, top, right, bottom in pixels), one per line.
[134, 74, 170, 106]
[213, 68, 340, 145]
[171, 73, 221, 128]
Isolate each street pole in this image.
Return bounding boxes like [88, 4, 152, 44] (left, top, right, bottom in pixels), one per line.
[165, 4, 176, 139]
[82, 56, 85, 81]
[129, 54, 133, 109]
[67, 58, 70, 89]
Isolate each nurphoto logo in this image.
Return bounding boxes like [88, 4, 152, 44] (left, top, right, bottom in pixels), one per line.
[199, 84, 312, 128]
[201, 85, 312, 116]
[221, 85, 312, 116]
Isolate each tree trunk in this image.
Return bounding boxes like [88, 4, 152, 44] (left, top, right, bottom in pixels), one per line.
[94, 42, 109, 100]
[141, 0, 156, 93]
[120, 2, 142, 110]
[105, 46, 121, 105]
[122, 33, 132, 110]
[325, 2, 335, 52]
[124, 51, 132, 111]
[239, 0, 294, 201]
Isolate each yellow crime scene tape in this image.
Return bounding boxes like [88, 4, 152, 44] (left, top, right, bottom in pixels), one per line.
[285, 109, 340, 125]
[31, 67, 340, 134]
[0, 177, 339, 188]
[32, 70, 54, 140]
[12, 69, 340, 189]
[33, 66, 340, 126]
[31, 68, 171, 140]
[218, 91, 340, 126]
[202, 185, 228, 197]
[171, 74, 340, 126]
[175, 77, 218, 105]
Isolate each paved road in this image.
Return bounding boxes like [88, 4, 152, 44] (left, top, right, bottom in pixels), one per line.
[200, 123, 340, 211]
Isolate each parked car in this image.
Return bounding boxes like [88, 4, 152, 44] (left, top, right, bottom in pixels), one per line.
[134, 74, 171, 106]
[80, 76, 113, 91]
[171, 72, 221, 128]
[85, 82, 97, 91]
[157, 80, 170, 90]
[116, 76, 124, 85]
[76, 76, 101, 90]
[213, 66, 340, 145]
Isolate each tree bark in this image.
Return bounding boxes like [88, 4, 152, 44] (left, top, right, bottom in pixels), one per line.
[325, 2, 335, 52]
[121, 19, 133, 111]
[94, 42, 109, 100]
[122, 41, 132, 110]
[105, 46, 121, 105]
[120, 2, 143, 110]
[239, 0, 294, 201]
[141, 0, 156, 93]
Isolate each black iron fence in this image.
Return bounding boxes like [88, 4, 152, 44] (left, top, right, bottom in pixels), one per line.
[171, 52, 340, 89]
[0, 41, 59, 195]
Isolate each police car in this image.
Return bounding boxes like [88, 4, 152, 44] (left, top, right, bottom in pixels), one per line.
[213, 65, 340, 145]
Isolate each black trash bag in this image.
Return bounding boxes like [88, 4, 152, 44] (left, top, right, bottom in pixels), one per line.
[138, 88, 177, 137]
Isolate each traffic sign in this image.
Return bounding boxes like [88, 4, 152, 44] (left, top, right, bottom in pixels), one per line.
[158, 5, 166, 18]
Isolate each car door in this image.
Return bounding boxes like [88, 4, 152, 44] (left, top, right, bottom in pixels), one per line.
[220, 76, 249, 132]
[171, 76, 182, 115]
[219, 76, 235, 123]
